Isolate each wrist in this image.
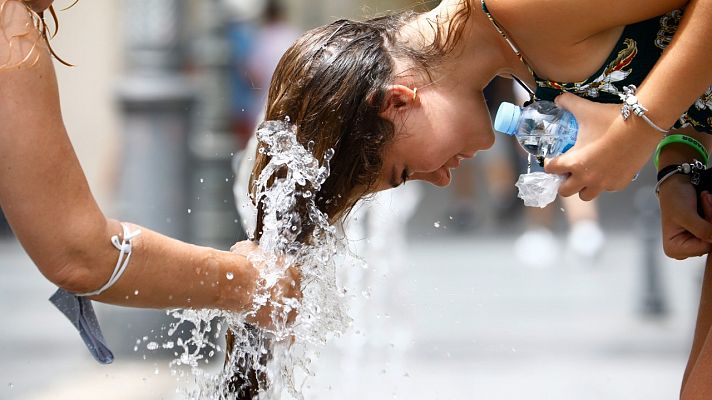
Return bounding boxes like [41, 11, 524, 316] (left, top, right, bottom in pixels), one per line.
[618, 85, 672, 134]
[610, 111, 661, 152]
[629, 85, 679, 132]
[655, 159, 705, 196]
[657, 143, 706, 170]
[216, 250, 258, 312]
[657, 173, 692, 197]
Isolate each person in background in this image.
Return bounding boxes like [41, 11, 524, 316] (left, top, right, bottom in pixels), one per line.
[226, 0, 300, 148]
[246, 0, 300, 111]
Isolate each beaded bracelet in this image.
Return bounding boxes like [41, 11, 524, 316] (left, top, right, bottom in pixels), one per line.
[655, 159, 705, 196]
[654, 134, 709, 170]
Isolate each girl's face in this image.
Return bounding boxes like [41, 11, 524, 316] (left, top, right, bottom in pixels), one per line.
[376, 83, 495, 190]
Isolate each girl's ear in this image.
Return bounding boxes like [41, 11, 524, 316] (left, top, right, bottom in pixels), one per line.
[379, 84, 418, 118]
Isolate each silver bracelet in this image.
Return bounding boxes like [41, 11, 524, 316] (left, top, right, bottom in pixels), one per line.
[618, 85, 670, 134]
[654, 159, 705, 196]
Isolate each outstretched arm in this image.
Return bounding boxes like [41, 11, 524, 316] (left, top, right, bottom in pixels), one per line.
[0, 1, 263, 313]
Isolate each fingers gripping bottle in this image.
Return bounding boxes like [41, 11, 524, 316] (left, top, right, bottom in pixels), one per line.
[494, 101, 578, 167]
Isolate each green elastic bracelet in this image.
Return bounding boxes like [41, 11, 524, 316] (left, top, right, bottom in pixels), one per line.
[654, 134, 709, 170]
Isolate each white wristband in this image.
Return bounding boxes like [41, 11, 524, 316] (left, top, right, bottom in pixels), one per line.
[76, 223, 142, 297]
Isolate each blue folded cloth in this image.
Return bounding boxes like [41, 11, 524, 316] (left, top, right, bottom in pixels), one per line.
[49, 288, 114, 364]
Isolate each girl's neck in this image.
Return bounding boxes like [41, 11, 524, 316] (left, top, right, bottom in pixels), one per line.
[406, 0, 535, 91]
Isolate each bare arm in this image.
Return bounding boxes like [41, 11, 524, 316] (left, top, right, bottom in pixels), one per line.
[490, 0, 688, 45]
[0, 1, 257, 311]
[635, 0, 712, 129]
[545, 0, 712, 200]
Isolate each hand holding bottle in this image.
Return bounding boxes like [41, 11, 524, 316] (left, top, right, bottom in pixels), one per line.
[494, 99, 578, 165]
[543, 93, 659, 200]
[493, 99, 575, 207]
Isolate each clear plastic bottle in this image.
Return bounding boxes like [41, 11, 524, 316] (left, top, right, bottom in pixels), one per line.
[494, 101, 578, 164]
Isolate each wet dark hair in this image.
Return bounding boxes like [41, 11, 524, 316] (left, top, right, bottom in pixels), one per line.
[229, 3, 474, 397]
[250, 0, 473, 239]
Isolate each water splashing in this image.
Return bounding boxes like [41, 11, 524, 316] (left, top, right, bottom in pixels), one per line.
[166, 119, 351, 399]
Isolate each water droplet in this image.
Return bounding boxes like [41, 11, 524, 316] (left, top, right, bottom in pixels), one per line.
[134, 290, 139, 296]
[187, 208, 192, 214]
[324, 148, 335, 160]
[226, 272, 234, 280]
[146, 342, 159, 350]
[433, 221, 441, 228]
[8, 383, 13, 390]
[200, 178, 204, 183]
[154, 368, 160, 375]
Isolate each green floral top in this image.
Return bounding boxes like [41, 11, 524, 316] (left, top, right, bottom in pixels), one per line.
[533, 9, 712, 133]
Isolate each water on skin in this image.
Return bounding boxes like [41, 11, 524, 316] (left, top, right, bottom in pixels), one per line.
[163, 119, 351, 399]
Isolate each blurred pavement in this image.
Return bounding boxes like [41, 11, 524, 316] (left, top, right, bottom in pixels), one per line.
[1, 220, 705, 399]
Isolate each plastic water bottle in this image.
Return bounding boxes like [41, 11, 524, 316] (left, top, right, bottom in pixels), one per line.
[494, 101, 578, 163]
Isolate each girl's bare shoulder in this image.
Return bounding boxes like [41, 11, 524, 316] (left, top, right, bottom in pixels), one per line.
[485, 0, 688, 42]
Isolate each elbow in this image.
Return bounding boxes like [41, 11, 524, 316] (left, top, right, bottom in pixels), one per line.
[41, 245, 108, 295]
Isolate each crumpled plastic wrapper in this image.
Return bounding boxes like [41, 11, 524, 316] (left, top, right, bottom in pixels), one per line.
[515, 172, 566, 208]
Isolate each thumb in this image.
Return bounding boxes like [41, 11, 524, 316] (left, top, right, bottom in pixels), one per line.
[680, 209, 712, 243]
[554, 92, 586, 115]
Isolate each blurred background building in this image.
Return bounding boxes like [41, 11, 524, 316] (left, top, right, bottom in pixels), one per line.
[0, 0, 706, 399]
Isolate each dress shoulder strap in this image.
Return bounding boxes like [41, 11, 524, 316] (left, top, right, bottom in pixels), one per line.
[480, 0, 537, 101]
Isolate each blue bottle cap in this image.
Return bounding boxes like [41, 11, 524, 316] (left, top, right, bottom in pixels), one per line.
[493, 102, 521, 136]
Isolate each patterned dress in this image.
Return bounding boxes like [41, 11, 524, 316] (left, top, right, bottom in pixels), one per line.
[532, 8, 712, 133]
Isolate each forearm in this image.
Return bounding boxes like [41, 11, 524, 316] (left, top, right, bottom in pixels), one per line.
[656, 128, 712, 169]
[0, 3, 256, 312]
[87, 222, 257, 312]
[637, 0, 712, 129]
